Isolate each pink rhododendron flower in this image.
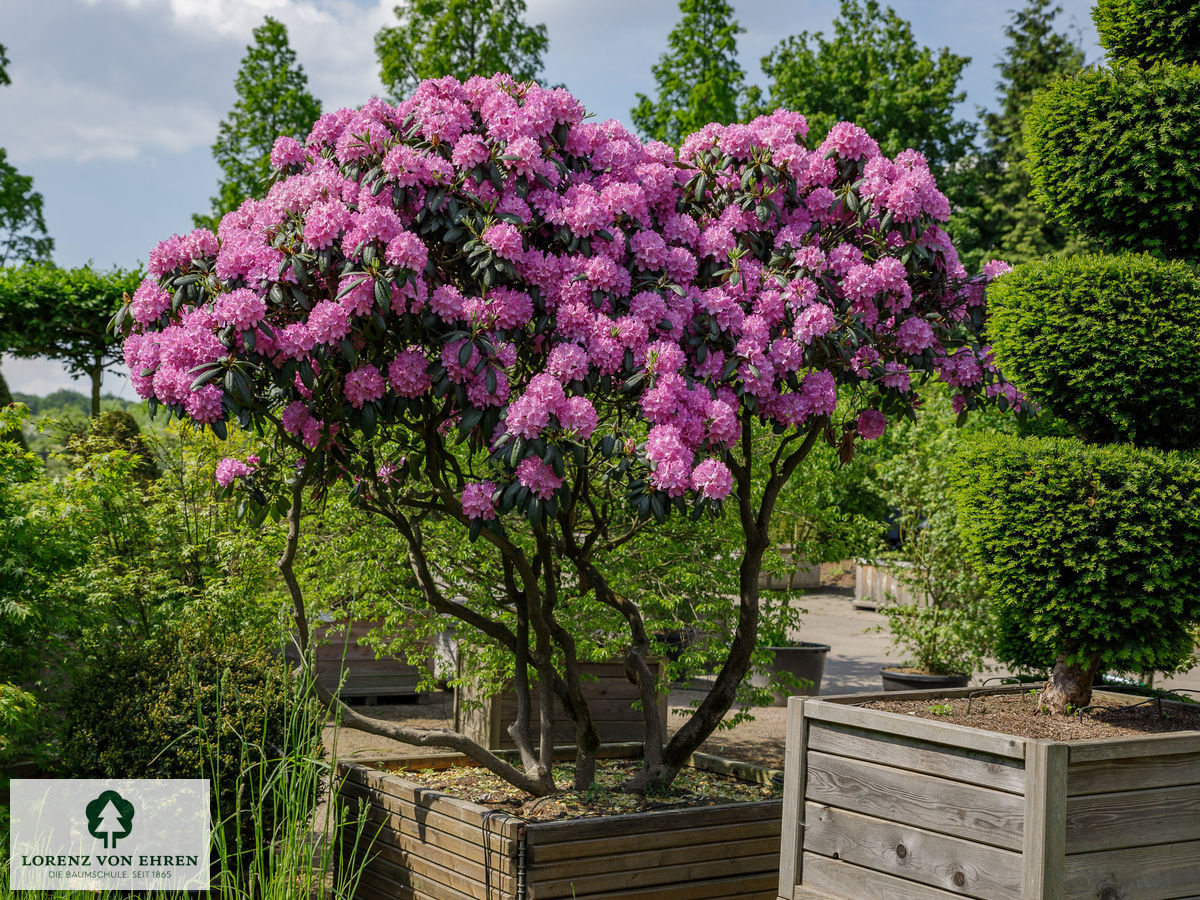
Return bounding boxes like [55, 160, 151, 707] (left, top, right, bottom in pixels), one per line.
[215, 455, 258, 487]
[516, 457, 562, 499]
[462, 481, 498, 520]
[344, 364, 385, 408]
[857, 409, 887, 440]
[691, 457, 733, 500]
[213, 288, 267, 330]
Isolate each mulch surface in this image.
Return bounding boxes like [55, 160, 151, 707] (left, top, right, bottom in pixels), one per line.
[393, 757, 780, 822]
[864, 690, 1200, 741]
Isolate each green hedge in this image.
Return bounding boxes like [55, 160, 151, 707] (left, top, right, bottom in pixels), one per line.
[1094, 0, 1200, 65]
[987, 254, 1200, 449]
[1025, 63, 1200, 260]
[59, 623, 321, 873]
[953, 434, 1200, 676]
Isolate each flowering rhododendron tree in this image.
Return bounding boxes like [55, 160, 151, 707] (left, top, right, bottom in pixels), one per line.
[118, 74, 1014, 795]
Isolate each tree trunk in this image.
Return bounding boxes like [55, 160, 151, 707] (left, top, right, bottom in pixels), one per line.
[90, 359, 102, 418]
[1041, 654, 1101, 714]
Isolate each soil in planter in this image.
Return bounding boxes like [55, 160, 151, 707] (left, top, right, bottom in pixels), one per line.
[863, 690, 1200, 741]
[391, 758, 780, 822]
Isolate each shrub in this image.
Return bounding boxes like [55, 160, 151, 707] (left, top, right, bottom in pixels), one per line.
[1024, 63, 1200, 260]
[116, 75, 1013, 794]
[953, 434, 1200, 681]
[986, 253, 1200, 449]
[1093, 0, 1200, 65]
[58, 622, 321, 877]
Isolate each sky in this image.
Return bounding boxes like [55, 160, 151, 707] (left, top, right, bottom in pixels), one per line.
[1, 0, 1100, 398]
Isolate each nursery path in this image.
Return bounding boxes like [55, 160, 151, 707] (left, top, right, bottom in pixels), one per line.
[324, 589, 1200, 772]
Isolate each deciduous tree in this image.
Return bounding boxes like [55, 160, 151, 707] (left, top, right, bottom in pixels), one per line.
[195, 17, 321, 230]
[374, 0, 548, 101]
[756, 0, 974, 175]
[0, 264, 142, 416]
[631, 0, 748, 146]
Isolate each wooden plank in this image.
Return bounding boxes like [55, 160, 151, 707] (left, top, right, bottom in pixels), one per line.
[1068, 750, 1200, 795]
[525, 799, 781, 845]
[366, 836, 517, 897]
[526, 851, 779, 899]
[341, 789, 518, 869]
[687, 750, 784, 787]
[803, 700, 1027, 760]
[341, 765, 524, 838]
[1067, 731, 1200, 763]
[816, 685, 1028, 706]
[356, 859, 491, 900]
[807, 720, 1026, 795]
[1063, 840, 1200, 900]
[801, 852, 970, 900]
[1065, 783, 1200, 852]
[527, 817, 779, 864]
[1023, 741, 1067, 898]
[804, 751, 1025, 851]
[574, 872, 777, 900]
[527, 835, 779, 884]
[804, 802, 1023, 900]
[778, 695, 808, 898]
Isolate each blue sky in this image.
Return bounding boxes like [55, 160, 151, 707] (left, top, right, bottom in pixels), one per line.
[1, 0, 1100, 397]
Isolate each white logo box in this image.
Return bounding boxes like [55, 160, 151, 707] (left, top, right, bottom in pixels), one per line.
[10, 779, 210, 891]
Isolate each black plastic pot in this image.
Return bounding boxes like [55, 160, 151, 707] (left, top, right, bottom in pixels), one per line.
[753, 642, 831, 706]
[880, 666, 970, 692]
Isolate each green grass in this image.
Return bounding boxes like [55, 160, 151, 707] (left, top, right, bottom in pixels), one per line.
[1, 671, 377, 899]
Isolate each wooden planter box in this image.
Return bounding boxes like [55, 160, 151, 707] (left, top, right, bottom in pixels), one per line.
[777, 687, 1200, 900]
[454, 660, 668, 751]
[337, 748, 783, 900]
[760, 547, 822, 591]
[852, 558, 923, 610]
[288, 618, 422, 702]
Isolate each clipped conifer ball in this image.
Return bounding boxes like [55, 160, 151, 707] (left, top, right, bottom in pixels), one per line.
[1093, 0, 1200, 65]
[1025, 64, 1200, 260]
[987, 253, 1200, 449]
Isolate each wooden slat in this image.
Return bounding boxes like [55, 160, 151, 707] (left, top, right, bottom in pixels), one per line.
[527, 817, 779, 864]
[527, 851, 779, 899]
[1063, 840, 1200, 899]
[816, 685, 1027, 706]
[527, 835, 779, 884]
[525, 799, 781, 845]
[575, 872, 777, 900]
[804, 801, 1023, 900]
[804, 751, 1024, 851]
[1067, 731, 1200, 763]
[803, 699, 1026, 760]
[340, 787, 517, 869]
[778, 695, 808, 898]
[1068, 750, 1200, 795]
[1065, 783, 1200, 852]
[800, 852, 969, 900]
[341, 765, 524, 839]
[1022, 741, 1067, 899]
[685, 750, 783, 787]
[366, 835, 517, 897]
[807, 720, 1026, 795]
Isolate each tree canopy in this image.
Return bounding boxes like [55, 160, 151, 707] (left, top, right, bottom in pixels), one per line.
[948, 0, 1087, 271]
[0, 43, 53, 266]
[374, 0, 549, 101]
[0, 264, 142, 416]
[195, 17, 321, 230]
[631, 0, 749, 146]
[756, 0, 975, 175]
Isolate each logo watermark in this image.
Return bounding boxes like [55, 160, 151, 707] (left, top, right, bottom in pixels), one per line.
[10, 779, 209, 891]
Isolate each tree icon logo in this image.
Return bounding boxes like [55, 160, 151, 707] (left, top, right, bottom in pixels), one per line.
[86, 790, 135, 849]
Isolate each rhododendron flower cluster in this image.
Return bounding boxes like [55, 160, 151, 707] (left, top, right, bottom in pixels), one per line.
[119, 74, 1015, 528]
